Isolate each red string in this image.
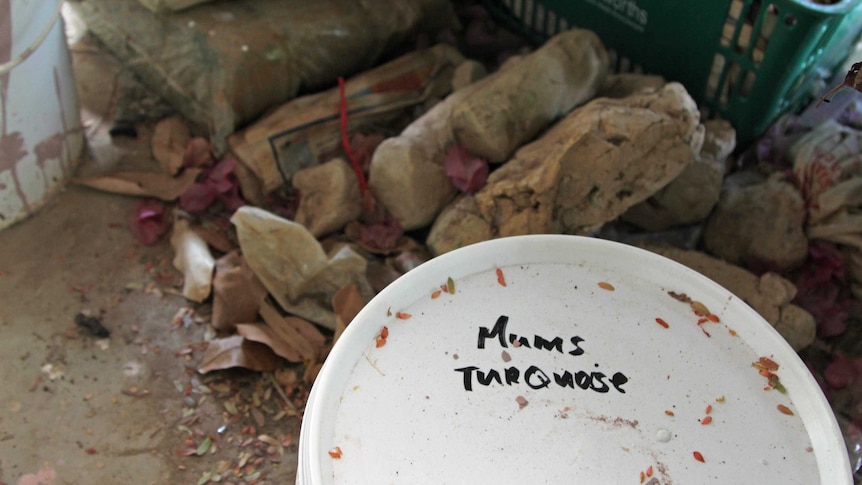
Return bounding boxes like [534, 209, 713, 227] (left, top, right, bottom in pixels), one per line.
[338, 77, 368, 195]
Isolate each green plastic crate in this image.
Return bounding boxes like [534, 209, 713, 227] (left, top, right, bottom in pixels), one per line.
[485, 0, 862, 144]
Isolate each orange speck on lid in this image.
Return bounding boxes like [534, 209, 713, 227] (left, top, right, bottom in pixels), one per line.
[496, 268, 507, 287]
[380, 326, 389, 339]
[431, 290, 442, 299]
[655, 317, 669, 328]
[598, 281, 615, 291]
[701, 416, 713, 425]
[328, 446, 343, 459]
[646, 465, 653, 477]
[777, 404, 794, 416]
[705, 404, 712, 414]
[693, 451, 705, 462]
[706, 313, 720, 322]
[664, 410, 675, 416]
[395, 312, 411, 320]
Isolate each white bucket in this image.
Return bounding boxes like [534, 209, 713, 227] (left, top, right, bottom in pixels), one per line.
[298, 235, 851, 484]
[0, 0, 84, 230]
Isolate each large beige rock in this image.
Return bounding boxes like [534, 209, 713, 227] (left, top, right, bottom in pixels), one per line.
[231, 207, 371, 329]
[598, 73, 665, 99]
[623, 119, 735, 231]
[426, 195, 492, 256]
[427, 83, 704, 254]
[293, 158, 362, 237]
[704, 173, 808, 271]
[368, 55, 499, 230]
[450, 29, 609, 162]
[639, 243, 816, 351]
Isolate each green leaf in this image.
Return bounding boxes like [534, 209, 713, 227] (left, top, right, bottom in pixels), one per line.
[196, 436, 213, 456]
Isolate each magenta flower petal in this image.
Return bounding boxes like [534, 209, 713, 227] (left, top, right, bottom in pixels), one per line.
[128, 199, 172, 245]
[444, 144, 489, 194]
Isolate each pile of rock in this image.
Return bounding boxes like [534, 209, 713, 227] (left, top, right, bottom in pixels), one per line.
[261, 29, 820, 350]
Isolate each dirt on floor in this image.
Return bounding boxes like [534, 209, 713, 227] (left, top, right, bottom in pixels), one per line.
[0, 21, 299, 485]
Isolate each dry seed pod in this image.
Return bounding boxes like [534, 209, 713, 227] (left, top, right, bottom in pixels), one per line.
[817, 61, 862, 107]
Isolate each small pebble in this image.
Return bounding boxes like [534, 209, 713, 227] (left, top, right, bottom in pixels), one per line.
[184, 396, 197, 407]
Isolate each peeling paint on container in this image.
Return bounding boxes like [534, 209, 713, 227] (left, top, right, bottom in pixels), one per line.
[0, 0, 84, 231]
[298, 235, 851, 484]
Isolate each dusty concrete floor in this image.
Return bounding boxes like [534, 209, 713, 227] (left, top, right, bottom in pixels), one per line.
[0, 17, 299, 485]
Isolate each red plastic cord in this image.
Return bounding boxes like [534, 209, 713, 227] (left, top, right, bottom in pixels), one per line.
[338, 77, 368, 195]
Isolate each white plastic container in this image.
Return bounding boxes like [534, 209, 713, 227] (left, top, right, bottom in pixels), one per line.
[0, 0, 84, 230]
[298, 235, 851, 484]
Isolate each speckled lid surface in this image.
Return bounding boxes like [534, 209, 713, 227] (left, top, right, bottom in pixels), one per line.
[299, 235, 850, 484]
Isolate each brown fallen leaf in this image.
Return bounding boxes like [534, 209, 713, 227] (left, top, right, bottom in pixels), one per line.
[236, 323, 303, 362]
[212, 251, 267, 332]
[198, 335, 281, 373]
[332, 284, 367, 343]
[303, 361, 324, 384]
[191, 224, 236, 254]
[259, 300, 327, 362]
[152, 116, 191, 175]
[365, 260, 403, 293]
[74, 168, 202, 201]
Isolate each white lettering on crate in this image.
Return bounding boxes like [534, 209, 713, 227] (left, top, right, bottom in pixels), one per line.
[585, 0, 648, 32]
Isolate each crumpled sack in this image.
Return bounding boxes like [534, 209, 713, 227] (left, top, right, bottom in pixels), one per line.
[790, 120, 862, 249]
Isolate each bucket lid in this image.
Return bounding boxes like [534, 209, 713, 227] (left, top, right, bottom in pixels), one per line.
[300, 235, 850, 484]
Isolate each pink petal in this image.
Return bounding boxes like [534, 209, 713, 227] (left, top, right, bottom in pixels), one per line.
[824, 354, 859, 389]
[180, 183, 219, 213]
[444, 144, 489, 194]
[359, 216, 403, 251]
[128, 199, 172, 245]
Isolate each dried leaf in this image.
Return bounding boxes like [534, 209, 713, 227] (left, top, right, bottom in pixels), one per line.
[75, 168, 202, 201]
[198, 335, 281, 373]
[236, 323, 303, 362]
[259, 300, 327, 362]
[332, 284, 367, 343]
[191, 224, 236, 254]
[196, 436, 213, 456]
[212, 252, 267, 332]
[152, 116, 191, 175]
[304, 361, 324, 384]
[365, 259, 403, 293]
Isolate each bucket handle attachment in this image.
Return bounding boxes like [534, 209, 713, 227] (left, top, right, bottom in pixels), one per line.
[0, 1, 64, 75]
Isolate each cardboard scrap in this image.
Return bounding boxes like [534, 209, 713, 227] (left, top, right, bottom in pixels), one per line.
[170, 216, 215, 302]
[229, 43, 465, 193]
[212, 251, 268, 332]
